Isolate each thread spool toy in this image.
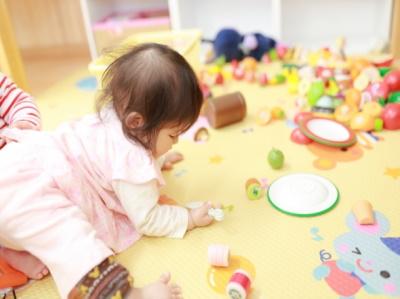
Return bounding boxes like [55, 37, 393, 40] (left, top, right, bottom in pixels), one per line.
[226, 269, 252, 299]
[208, 244, 230, 267]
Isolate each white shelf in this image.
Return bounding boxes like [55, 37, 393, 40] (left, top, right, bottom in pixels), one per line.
[81, 0, 394, 59]
[80, 0, 170, 59]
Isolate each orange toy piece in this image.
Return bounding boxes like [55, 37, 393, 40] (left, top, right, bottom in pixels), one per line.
[0, 257, 28, 289]
[352, 200, 375, 225]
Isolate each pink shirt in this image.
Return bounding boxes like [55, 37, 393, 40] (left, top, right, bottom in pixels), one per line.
[50, 108, 167, 252]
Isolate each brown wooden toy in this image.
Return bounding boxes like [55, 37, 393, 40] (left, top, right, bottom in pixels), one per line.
[204, 92, 247, 128]
[352, 200, 375, 225]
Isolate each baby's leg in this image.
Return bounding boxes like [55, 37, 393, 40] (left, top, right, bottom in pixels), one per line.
[0, 247, 48, 279]
[0, 178, 113, 299]
[69, 259, 183, 299]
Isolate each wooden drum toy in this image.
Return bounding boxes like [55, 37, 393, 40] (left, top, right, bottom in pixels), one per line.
[204, 92, 247, 128]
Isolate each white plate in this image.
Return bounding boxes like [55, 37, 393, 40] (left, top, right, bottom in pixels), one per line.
[307, 118, 350, 142]
[267, 173, 339, 216]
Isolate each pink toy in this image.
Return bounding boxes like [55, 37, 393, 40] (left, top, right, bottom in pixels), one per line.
[258, 73, 268, 86]
[233, 67, 245, 80]
[226, 269, 252, 299]
[208, 244, 230, 267]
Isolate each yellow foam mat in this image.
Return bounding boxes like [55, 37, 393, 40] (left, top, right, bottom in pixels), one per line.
[10, 67, 400, 299]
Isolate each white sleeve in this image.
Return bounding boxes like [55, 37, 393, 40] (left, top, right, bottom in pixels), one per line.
[156, 154, 166, 169]
[112, 179, 189, 238]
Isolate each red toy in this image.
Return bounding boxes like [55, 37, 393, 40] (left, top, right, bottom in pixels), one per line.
[383, 70, 400, 93]
[0, 257, 28, 289]
[381, 103, 400, 130]
[291, 128, 313, 144]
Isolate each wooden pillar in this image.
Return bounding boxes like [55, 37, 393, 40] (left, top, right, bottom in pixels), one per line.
[391, 0, 400, 59]
[0, 0, 29, 90]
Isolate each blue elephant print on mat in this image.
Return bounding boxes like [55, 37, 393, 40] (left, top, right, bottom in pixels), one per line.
[314, 211, 400, 298]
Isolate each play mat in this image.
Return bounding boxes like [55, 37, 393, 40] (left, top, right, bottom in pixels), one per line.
[4, 60, 400, 299]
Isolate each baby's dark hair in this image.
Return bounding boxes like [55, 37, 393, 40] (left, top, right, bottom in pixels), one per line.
[97, 43, 203, 150]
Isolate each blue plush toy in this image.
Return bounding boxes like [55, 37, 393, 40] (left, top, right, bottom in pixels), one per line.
[206, 28, 276, 62]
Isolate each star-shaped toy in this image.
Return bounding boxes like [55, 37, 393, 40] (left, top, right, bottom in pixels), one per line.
[209, 155, 223, 164]
[384, 168, 400, 179]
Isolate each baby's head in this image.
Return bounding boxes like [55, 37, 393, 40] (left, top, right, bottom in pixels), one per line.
[98, 43, 203, 157]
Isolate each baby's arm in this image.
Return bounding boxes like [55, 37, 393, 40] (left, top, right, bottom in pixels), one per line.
[0, 73, 41, 130]
[157, 151, 183, 171]
[114, 179, 188, 237]
[114, 180, 215, 238]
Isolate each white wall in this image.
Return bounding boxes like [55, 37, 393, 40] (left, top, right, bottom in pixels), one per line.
[170, 0, 393, 54]
[175, 0, 279, 40]
[281, 0, 392, 53]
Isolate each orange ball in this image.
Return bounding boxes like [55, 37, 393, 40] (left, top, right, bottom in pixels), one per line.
[350, 112, 375, 131]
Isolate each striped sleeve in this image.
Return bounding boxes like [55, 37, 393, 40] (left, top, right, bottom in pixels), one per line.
[0, 73, 41, 128]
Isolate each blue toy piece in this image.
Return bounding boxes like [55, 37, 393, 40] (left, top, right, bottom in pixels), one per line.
[245, 33, 276, 61]
[207, 28, 276, 62]
[213, 29, 244, 62]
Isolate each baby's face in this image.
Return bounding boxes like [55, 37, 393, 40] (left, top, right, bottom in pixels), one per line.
[153, 125, 182, 158]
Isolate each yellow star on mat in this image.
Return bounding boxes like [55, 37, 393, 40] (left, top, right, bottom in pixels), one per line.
[209, 155, 223, 164]
[384, 168, 400, 179]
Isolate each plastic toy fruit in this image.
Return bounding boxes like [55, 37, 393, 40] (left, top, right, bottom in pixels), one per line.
[350, 112, 374, 131]
[388, 91, 400, 104]
[245, 178, 263, 200]
[383, 69, 400, 92]
[345, 88, 361, 106]
[271, 107, 285, 119]
[334, 103, 357, 124]
[307, 80, 324, 106]
[268, 148, 284, 169]
[362, 101, 382, 118]
[381, 103, 400, 130]
[290, 128, 313, 144]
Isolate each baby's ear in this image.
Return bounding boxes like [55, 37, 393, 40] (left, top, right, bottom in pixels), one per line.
[125, 112, 144, 129]
[346, 211, 390, 236]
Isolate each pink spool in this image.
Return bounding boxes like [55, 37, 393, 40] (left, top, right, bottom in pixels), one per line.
[208, 244, 230, 267]
[226, 269, 252, 299]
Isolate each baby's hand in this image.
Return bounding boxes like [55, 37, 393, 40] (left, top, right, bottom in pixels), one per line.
[11, 120, 40, 131]
[188, 202, 220, 230]
[161, 151, 183, 171]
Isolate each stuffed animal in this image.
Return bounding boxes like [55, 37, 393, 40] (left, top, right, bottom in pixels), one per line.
[205, 28, 276, 62]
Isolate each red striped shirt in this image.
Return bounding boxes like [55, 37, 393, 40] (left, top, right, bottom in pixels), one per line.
[0, 72, 41, 139]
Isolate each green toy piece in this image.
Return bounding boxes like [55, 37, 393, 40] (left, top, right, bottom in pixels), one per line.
[246, 183, 263, 200]
[388, 91, 400, 104]
[268, 148, 284, 170]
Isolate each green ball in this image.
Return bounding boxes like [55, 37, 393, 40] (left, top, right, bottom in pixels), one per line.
[268, 148, 284, 170]
[246, 183, 263, 200]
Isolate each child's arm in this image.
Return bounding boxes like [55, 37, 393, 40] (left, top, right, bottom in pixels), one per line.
[0, 73, 41, 130]
[113, 180, 214, 237]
